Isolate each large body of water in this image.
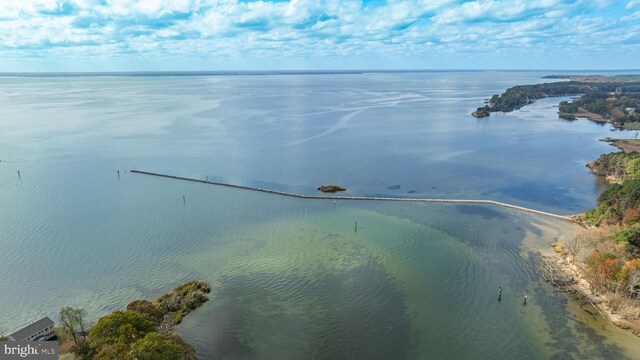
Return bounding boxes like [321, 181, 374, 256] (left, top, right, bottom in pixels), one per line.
[1, 71, 639, 359]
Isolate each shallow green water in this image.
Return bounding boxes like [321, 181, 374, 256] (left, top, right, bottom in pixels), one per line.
[172, 188, 639, 359]
[2, 72, 640, 359]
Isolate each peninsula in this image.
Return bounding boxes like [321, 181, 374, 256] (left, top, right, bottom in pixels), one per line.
[58, 280, 210, 359]
[602, 139, 640, 153]
[474, 76, 640, 336]
[472, 75, 640, 129]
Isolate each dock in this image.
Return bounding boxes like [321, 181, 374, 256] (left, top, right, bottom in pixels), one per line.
[130, 170, 579, 224]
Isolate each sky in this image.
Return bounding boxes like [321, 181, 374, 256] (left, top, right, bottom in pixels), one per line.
[0, 0, 639, 72]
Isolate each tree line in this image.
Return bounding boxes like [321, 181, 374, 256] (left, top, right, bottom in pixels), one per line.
[473, 80, 640, 124]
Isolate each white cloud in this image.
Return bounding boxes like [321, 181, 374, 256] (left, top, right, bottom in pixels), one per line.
[0, 0, 637, 70]
[621, 10, 640, 21]
[627, 0, 640, 9]
[432, 0, 582, 24]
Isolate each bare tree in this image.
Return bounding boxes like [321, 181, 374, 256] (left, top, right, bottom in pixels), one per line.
[566, 235, 581, 260]
[614, 159, 622, 180]
[629, 268, 640, 298]
[60, 307, 89, 345]
[73, 308, 89, 342]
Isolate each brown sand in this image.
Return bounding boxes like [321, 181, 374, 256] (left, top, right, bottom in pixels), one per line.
[607, 139, 640, 153]
[546, 243, 640, 337]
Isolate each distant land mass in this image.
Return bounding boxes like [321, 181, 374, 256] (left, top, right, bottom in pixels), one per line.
[0, 69, 530, 77]
[1, 69, 639, 78]
[473, 75, 640, 336]
[472, 75, 640, 129]
[543, 75, 640, 83]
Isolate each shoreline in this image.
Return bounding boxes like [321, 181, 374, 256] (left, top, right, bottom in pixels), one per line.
[602, 138, 640, 153]
[558, 110, 608, 123]
[547, 111, 640, 339]
[544, 245, 640, 337]
[58, 280, 210, 359]
[472, 78, 640, 340]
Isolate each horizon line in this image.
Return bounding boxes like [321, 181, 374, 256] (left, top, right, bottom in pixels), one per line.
[1, 68, 639, 77]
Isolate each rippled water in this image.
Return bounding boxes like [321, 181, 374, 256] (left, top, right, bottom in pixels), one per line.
[0, 71, 633, 214]
[1, 71, 639, 359]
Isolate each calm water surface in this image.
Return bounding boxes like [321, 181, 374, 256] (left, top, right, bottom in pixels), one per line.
[1, 71, 639, 359]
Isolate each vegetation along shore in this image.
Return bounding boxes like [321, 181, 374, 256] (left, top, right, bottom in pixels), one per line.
[475, 76, 640, 336]
[56, 280, 210, 359]
[472, 75, 640, 130]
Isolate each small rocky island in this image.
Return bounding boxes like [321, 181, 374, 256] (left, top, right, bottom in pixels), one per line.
[471, 106, 490, 118]
[317, 185, 346, 193]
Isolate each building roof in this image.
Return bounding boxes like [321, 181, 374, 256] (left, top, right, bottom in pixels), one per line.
[9, 317, 54, 341]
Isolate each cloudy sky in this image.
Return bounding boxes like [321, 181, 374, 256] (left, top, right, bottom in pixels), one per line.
[0, 0, 639, 71]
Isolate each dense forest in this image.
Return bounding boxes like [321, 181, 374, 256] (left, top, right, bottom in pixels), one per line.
[583, 179, 640, 227]
[584, 152, 640, 226]
[473, 79, 640, 125]
[574, 152, 640, 309]
[587, 151, 640, 181]
[559, 91, 640, 123]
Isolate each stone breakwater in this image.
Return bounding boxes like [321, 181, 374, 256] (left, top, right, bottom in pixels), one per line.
[130, 170, 579, 224]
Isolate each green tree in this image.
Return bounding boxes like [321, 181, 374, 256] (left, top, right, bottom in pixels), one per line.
[93, 342, 130, 360]
[89, 310, 154, 349]
[126, 300, 164, 326]
[74, 340, 97, 360]
[130, 332, 184, 360]
[627, 158, 640, 180]
[618, 227, 640, 253]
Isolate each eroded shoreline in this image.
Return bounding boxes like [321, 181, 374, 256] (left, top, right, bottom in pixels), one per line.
[544, 245, 640, 337]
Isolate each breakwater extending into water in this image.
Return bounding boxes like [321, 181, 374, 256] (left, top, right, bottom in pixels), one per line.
[131, 170, 580, 224]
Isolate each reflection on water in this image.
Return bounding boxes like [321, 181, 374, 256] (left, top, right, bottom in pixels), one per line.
[175, 198, 637, 359]
[1, 72, 640, 359]
[0, 71, 632, 214]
